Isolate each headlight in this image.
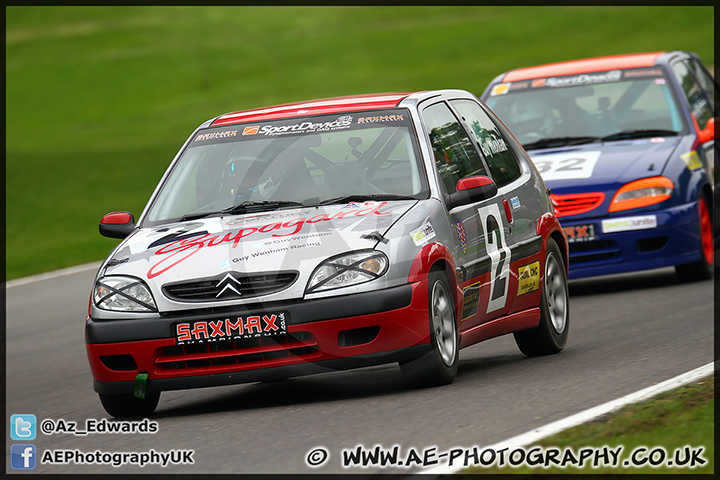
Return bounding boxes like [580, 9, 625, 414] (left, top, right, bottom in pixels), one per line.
[306, 251, 388, 293]
[609, 176, 673, 213]
[93, 276, 157, 312]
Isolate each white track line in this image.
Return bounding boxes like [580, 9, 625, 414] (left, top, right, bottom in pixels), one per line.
[422, 361, 715, 475]
[5, 262, 102, 288]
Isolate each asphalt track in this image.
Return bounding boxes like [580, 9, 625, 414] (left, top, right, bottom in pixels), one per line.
[5, 263, 714, 474]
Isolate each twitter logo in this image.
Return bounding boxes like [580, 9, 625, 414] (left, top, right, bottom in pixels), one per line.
[11, 414, 36, 441]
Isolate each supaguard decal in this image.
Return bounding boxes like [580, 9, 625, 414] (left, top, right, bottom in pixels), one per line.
[147, 202, 390, 279]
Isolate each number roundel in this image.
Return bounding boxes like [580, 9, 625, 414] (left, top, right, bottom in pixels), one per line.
[477, 203, 510, 313]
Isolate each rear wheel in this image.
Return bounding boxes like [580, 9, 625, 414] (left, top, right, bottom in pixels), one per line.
[400, 270, 459, 387]
[676, 194, 713, 282]
[514, 238, 569, 356]
[99, 392, 160, 418]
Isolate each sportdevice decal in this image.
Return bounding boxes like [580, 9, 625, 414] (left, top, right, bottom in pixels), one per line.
[147, 202, 390, 279]
[454, 219, 467, 254]
[530, 151, 601, 181]
[517, 261, 540, 296]
[478, 204, 510, 314]
[410, 222, 436, 246]
[602, 215, 657, 234]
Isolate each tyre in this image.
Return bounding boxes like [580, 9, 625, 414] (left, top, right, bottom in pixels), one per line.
[514, 238, 569, 356]
[400, 270, 459, 387]
[99, 392, 160, 418]
[675, 193, 713, 282]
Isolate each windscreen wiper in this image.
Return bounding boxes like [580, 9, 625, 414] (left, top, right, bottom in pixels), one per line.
[221, 200, 305, 215]
[178, 201, 305, 222]
[600, 129, 680, 142]
[317, 194, 417, 206]
[522, 136, 601, 150]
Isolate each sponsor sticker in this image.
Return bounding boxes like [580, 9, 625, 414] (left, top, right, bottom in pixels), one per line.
[410, 222, 436, 246]
[545, 70, 622, 88]
[681, 151, 703, 171]
[602, 215, 657, 234]
[510, 196, 521, 210]
[530, 151, 601, 181]
[357, 114, 404, 124]
[175, 313, 287, 344]
[461, 282, 481, 320]
[490, 83, 510, 96]
[517, 261, 540, 296]
[195, 130, 238, 142]
[563, 224, 596, 243]
[242, 126, 259, 135]
[454, 219, 467, 254]
[531, 79, 546, 88]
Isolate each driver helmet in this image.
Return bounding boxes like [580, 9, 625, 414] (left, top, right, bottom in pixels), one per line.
[509, 99, 556, 137]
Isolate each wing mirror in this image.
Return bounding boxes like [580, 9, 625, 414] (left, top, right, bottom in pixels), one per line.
[446, 176, 498, 210]
[99, 211, 136, 239]
[698, 117, 714, 144]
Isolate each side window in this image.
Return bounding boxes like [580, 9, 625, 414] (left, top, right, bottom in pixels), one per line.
[687, 59, 716, 108]
[451, 99, 522, 187]
[672, 61, 713, 130]
[422, 101, 488, 194]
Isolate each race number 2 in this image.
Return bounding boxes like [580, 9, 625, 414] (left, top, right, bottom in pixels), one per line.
[478, 204, 510, 313]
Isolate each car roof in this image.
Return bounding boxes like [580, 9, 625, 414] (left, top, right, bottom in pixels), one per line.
[502, 52, 666, 82]
[212, 92, 415, 126]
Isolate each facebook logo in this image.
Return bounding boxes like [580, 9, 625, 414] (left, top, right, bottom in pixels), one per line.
[11, 444, 37, 470]
[11, 414, 37, 440]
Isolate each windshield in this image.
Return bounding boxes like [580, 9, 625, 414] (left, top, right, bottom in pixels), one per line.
[143, 109, 427, 225]
[485, 67, 687, 149]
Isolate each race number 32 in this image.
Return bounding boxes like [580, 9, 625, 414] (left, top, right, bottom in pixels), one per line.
[478, 204, 510, 313]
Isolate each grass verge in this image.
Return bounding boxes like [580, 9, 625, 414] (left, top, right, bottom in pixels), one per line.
[461, 376, 714, 474]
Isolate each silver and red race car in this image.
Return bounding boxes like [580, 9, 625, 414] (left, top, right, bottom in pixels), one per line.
[86, 90, 570, 417]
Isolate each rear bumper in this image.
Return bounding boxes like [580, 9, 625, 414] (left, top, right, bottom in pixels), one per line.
[86, 282, 432, 394]
[563, 201, 701, 279]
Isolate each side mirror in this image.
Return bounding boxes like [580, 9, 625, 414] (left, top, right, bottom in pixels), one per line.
[99, 211, 136, 239]
[698, 117, 714, 144]
[446, 176, 498, 210]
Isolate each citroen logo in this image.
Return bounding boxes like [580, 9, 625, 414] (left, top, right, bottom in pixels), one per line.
[215, 273, 243, 298]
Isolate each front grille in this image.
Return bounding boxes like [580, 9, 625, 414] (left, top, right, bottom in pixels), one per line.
[156, 332, 318, 371]
[551, 192, 605, 218]
[163, 271, 298, 302]
[569, 240, 621, 265]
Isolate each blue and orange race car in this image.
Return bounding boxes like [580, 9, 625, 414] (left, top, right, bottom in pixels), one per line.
[482, 51, 716, 280]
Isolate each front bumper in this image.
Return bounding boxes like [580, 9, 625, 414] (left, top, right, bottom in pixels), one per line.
[562, 201, 702, 279]
[86, 282, 432, 394]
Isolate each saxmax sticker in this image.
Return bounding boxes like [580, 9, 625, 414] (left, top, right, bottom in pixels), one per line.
[517, 261, 540, 296]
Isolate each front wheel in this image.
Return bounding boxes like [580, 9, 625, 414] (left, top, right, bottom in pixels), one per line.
[99, 392, 160, 418]
[400, 270, 459, 387]
[676, 193, 713, 282]
[514, 238, 569, 356]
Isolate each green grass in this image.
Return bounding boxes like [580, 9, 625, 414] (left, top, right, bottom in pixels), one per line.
[462, 377, 714, 474]
[5, 6, 714, 279]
